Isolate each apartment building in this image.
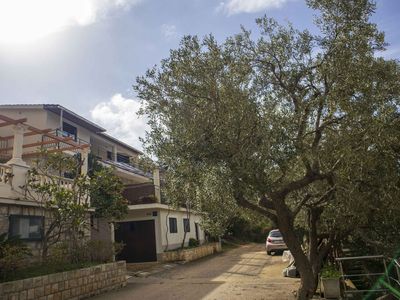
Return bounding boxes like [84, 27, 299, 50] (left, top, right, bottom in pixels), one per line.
[0, 104, 205, 262]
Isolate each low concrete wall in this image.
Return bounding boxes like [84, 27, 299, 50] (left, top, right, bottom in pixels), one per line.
[159, 242, 222, 263]
[0, 261, 127, 300]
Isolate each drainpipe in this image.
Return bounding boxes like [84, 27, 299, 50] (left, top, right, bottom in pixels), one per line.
[153, 168, 161, 203]
[60, 107, 63, 132]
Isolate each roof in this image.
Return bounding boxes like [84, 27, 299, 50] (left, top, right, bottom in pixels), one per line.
[98, 132, 143, 155]
[44, 104, 106, 133]
[0, 104, 106, 133]
[0, 104, 143, 155]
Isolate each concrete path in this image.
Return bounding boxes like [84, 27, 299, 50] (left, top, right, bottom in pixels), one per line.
[91, 244, 300, 300]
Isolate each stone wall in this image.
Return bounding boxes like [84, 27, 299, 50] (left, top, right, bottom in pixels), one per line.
[159, 242, 222, 263]
[0, 261, 127, 300]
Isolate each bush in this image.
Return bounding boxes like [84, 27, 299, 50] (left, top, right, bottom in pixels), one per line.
[48, 239, 124, 264]
[188, 238, 199, 248]
[86, 240, 124, 263]
[321, 265, 341, 279]
[0, 234, 32, 280]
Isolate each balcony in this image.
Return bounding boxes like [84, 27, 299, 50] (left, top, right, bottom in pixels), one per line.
[123, 183, 158, 205]
[0, 114, 91, 201]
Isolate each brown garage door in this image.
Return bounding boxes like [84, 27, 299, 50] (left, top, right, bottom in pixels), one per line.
[115, 220, 157, 263]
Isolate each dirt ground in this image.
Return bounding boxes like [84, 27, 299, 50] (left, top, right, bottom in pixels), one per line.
[91, 243, 300, 300]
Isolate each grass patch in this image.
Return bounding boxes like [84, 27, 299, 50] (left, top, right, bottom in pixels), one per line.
[1, 261, 100, 283]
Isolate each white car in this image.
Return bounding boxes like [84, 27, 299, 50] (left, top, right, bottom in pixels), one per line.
[266, 229, 288, 255]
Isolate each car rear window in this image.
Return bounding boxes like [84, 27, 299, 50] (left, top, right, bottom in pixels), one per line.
[269, 231, 282, 237]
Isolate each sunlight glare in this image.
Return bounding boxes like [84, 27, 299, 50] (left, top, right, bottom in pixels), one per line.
[0, 0, 95, 44]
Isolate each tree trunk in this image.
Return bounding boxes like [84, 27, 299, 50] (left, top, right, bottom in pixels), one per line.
[272, 198, 318, 300]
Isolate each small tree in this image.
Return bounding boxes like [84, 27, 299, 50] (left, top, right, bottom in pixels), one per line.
[24, 152, 90, 261]
[89, 162, 128, 221]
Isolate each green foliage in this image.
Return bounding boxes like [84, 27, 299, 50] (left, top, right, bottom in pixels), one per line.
[321, 265, 341, 279]
[48, 239, 123, 265]
[24, 151, 128, 261]
[89, 165, 128, 220]
[135, 0, 399, 298]
[0, 261, 97, 283]
[0, 234, 32, 279]
[226, 210, 271, 243]
[188, 238, 199, 248]
[25, 152, 90, 259]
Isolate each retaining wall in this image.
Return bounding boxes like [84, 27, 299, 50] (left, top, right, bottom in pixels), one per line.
[0, 261, 126, 300]
[159, 242, 222, 263]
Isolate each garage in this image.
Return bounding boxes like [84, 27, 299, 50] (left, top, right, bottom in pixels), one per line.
[114, 220, 157, 263]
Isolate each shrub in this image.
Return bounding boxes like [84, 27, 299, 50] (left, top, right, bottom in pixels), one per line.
[0, 233, 32, 279]
[48, 240, 124, 264]
[188, 238, 199, 248]
[321, 265, 341, 279]
[86, 240, 124, 263]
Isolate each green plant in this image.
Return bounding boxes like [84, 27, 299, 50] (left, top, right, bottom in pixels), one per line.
[86, 240, 124, 263]
[0, 233, 32, 279]
[321, 265, 341, 279]
[188, 238, 199, 248]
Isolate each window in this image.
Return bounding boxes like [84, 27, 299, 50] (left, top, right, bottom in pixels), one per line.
[117, 153, 130, 164]
[107, 151, 113, 160]
[9, 215, 44, 240]
[62, 122, 77, 141]
[183, 218, 190, 233]
[169, 217, 177, 233]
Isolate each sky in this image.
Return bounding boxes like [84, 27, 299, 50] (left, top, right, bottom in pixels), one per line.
[0, 0, 399, 150]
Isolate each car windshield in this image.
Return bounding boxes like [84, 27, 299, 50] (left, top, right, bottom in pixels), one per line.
[269, 231, 282, 238]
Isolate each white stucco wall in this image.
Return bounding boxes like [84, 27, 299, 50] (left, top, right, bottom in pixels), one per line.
[0, 108, 48, 163]
[159, 209, 205, 251]
[107, 206, 205, 256]
[45, 111, 92, 144]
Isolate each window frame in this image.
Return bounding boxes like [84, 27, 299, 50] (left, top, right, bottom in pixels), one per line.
[9, 215, 44, 241]
[169, 217, 178, 233]
[62, 122, 78, 141]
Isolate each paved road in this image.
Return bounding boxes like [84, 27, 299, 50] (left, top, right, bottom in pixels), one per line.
[92, 244, 300, 300]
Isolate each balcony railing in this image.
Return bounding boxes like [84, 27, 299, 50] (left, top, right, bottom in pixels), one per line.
[0, 163, 11, 183]
[40, 129, 90, 154]
[35, 174, 74, 190]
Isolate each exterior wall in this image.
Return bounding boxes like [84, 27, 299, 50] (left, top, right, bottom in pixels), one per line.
[0, 107, 91, 165]
[46, 110, 92, 144]
[159, 209, 205, 251]
[0, 108, 48, 161]
[93, 207, 206, 261]
[90, 135, 140, 162]
[0, 203, 45, 257]
[0, 261, 126, 300]
[0, 202, 91, 258]
[159, 242, 222, 263]
[91, 218, 112, 242]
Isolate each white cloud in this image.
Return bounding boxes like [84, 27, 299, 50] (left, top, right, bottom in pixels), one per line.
[90, 94, 149, 151]
[217, 0, 289, 15]
[0, 0, 142, 44]
[161, 24, 178, 40]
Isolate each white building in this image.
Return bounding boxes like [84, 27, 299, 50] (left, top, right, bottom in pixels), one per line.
[0, 104, 205, 262]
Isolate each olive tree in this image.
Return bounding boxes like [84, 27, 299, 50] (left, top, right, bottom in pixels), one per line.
[135, 0, 400, 298]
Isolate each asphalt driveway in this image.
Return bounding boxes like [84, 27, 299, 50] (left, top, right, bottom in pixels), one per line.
[91, 243, 299, 300]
